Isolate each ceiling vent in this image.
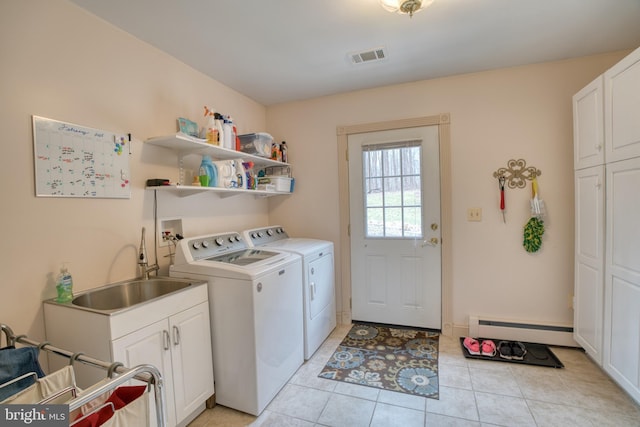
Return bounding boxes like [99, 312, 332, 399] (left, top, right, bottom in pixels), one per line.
[349, 47, 387, 65]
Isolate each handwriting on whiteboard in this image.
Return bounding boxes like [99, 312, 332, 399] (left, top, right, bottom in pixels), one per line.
[32, 116, 131, 198]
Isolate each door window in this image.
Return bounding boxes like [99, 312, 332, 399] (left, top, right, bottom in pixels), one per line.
[362, 140, 423, 238]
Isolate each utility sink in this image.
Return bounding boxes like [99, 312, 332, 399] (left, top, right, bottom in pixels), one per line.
[69, 277, 196, 313]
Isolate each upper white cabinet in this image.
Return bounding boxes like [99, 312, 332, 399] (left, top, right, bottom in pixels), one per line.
[604, 46, 640, 163]
[573, 76, 604, 169]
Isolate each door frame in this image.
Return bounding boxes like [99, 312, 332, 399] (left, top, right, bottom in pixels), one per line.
[337, 114, 453, 335]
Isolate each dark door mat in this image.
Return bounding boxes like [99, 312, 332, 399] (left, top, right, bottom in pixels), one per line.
[459, 337, 564, 368]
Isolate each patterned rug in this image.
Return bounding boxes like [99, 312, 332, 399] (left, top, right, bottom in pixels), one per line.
[318, 323, 439, 399]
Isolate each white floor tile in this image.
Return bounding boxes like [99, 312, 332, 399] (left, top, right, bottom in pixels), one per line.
[475, 391, 536, 426]
[369, 402, 424, 427]
[317, 393, 376, 427]
[265, 384, 331, 422]
[426, 386, 478, 421]
[377, 389, 426, 411]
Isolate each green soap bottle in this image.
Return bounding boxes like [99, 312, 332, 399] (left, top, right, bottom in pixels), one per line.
[55, 264, 74, 303]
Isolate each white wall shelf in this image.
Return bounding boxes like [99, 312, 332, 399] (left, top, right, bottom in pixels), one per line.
[146, 184, 289, 198]
[146, 133, 289, 168]
[145, 133, 291, 197]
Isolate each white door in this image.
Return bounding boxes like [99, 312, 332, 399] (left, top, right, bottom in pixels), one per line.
[348, 126, 441, 329]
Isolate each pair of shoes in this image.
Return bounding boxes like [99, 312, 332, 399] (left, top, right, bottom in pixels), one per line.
[498, 341, 527, 360]
[463, 337, 497, 357]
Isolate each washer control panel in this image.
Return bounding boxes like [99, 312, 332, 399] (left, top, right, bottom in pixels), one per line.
[186, 232, 247, 260]
[245, 226, 289, 245]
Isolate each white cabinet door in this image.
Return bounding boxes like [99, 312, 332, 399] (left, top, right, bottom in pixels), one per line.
[604, 46, 640, 163]
[574, 166, 605, 364]
[169, 302, 214, 423]
[573, 76, 604, 169]
[112, 319, 176, 427]
[604, 157, 640, 404]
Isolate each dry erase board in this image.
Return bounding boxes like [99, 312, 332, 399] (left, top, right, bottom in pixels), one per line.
[33, 116, 131, 198]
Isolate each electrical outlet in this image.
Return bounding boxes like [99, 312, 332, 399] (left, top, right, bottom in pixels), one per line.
[467, 208, 482, 222]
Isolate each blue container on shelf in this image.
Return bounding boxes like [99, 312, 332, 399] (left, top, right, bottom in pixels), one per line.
[200, 155, 218, 187]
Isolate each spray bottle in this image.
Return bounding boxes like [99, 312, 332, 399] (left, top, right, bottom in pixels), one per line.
[214, 113, 225, 146]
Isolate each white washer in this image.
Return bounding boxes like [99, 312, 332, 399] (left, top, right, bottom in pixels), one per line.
[243, 225, 336, 360]
[170, 231, 303, 416]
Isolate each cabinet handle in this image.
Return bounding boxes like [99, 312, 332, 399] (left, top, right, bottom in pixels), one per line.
[173, 326, 180, 346]
[163, 330, 170, 351]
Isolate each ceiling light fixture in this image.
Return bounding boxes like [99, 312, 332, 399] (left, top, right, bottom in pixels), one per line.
[379, 0, 434, 17]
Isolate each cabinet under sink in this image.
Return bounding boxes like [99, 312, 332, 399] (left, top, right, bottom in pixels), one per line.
[44, 279, 214, 427]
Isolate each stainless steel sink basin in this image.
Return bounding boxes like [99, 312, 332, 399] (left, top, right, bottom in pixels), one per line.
[71, 277, 195, 311]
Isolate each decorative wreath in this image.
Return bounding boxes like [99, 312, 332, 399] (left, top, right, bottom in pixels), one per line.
[523, 217, 545, 253]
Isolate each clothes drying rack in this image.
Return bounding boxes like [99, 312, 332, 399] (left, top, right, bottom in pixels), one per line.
[1, 323, 167, 427]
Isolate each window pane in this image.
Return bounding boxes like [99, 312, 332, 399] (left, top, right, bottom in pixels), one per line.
[366, 207, 384, 237]
[384, 207, 403, 237]
[403, 207, 422, 237]
[402, 146, 421, 175]
[402, 177, 421, 206]
[383, 177, 401, 206]
[365, 178, 383, 207]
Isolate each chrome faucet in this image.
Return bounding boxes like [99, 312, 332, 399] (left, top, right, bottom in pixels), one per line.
[138, 227, 159, 280]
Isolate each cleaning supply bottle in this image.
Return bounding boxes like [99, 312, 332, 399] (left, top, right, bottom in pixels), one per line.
[271, 142, 281, 161]
[200, 155, 217, 187]
[204, 106, 218, 145]
[55, 263, 73, 303]
[280, 141, 288, 163]
[214, 113, 225, 146]
[223, 116, 234, 150]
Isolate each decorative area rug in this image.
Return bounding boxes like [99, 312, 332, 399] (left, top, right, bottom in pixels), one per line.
[318, 323, 439, 399]
[459, 337, 564, 368]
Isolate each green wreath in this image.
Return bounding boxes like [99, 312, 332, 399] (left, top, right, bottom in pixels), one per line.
[523, 217, 545, 253]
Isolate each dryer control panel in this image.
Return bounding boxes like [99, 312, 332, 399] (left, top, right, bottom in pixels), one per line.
[244, 226, 289, 245]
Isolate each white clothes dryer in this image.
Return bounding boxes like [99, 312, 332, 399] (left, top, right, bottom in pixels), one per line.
[170, 231, 303, 416]
[243, 225, 336, 360]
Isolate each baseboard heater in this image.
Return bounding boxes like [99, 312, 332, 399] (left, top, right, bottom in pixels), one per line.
[468, 316, 577, 347]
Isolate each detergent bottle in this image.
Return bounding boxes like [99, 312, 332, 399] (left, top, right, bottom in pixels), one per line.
[200, 155, 217, 187]
[55, 263, 74, 303]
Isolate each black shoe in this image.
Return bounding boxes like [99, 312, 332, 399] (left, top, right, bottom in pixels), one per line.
[510, 342, 526, 360]
[498, 341, 512, 359]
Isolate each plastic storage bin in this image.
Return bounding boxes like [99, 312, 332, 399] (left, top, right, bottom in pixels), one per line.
[238, 133, 273, 158]
[265, 176, 292, 192]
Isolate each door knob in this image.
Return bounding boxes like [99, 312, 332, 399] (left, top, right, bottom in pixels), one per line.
[422, 237, 439, 247]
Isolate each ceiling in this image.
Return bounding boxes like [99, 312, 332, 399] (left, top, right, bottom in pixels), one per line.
[69, 0, 640, 106]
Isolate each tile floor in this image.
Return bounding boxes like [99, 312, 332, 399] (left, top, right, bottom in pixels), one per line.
[189, 324, 640, 426]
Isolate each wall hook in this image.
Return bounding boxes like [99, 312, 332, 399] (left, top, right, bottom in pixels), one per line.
[492, 159, 541, 189]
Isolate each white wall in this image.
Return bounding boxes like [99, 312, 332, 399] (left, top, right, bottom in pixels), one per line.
[266, 51, 628, 332]
[0, 0, 271, 343]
